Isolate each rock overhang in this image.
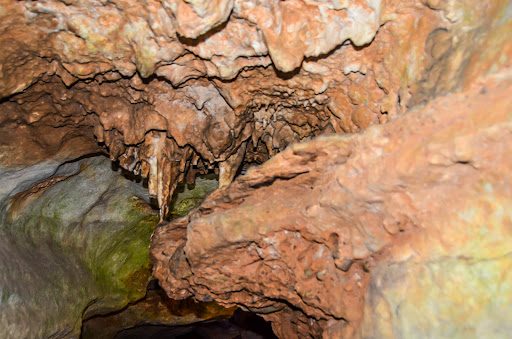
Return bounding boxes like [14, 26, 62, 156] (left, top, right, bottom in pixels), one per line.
[1, 0, 511, 337]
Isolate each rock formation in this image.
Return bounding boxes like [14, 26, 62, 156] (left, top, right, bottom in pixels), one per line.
[0, 0, 511, 337]
[81, 282, 236, 339]
[0, 156, 159, 338]
[1, 0, 445, 220]
[152, 70, 512, 337]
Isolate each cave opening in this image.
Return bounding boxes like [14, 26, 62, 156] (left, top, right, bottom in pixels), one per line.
[81, 280, 278, 339]
[69, 155, 281, 338]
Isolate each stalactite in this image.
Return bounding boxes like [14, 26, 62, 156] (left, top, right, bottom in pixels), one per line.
[218, 141, 248, 189]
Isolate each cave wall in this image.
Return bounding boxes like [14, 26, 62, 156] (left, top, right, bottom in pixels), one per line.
[1, 0, 447, 219]
[0, 0, 511, 338]
[2, 0, 510, 221]
[0, 156, 158, 338]
[152, 70, 512, 337]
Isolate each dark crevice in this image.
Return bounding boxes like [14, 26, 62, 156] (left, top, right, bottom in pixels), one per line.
[81, 281, 278, 339]
[112, 309, 278, 339]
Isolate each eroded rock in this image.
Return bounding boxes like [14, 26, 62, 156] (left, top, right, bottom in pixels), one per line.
[81, 283, 236, 339]
[0, 0, 449, 219]
[2, 0, 508, 221]
[0, 156, 158, 338]
[151, 69, 512, 338]
[0, 0, 511, 337]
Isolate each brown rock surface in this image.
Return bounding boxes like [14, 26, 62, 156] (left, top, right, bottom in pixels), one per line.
[2, 0, 508, 220]
[0, 0, 446, 218]
[151, 69, 512, 338]
[0, 0, 511, 337]
[81, 284, 236, 339]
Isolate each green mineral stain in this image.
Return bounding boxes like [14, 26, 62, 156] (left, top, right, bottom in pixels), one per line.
[0, 157, 159, 338]
[169, 174, 218, 218]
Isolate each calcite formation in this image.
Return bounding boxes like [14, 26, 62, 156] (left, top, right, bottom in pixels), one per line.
[1, 0, 448, 219]
[152, 69, 512, 338]
[0, 0, 511, 338]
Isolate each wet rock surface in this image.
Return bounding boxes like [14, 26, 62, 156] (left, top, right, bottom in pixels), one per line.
[0, 156, 158, 338]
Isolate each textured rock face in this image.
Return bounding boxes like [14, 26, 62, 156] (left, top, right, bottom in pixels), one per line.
[0, 0, 511, 338]
[151, 69, 512, 338]
[0, 156, 158, 338]
[1, 0, 454, 219]
[1, 0, 380, 85]
[2, 0, 509, 221]
[169, 174, 219, 218]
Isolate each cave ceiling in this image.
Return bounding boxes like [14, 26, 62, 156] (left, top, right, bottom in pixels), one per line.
[0, 0, 450, 218]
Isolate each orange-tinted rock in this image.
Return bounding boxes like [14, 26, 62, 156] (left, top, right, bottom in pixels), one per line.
[1, 0, 511, 337]
[151, 69, 512, 337]
[0, 0, 448, 217]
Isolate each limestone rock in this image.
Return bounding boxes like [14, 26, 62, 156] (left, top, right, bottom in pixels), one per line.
[151, 69, 512, 338]
[81, 284, 235, 339]
[0, 0, 450, 217]
[0, 156, 158, 338]
[0, 0, 511, 337]
[169, 174, 219, 219]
